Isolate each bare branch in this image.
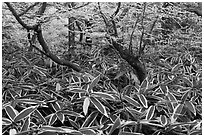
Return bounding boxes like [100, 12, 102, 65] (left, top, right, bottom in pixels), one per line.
[129, 14, 140, 54]
[141, 16, 158, 53]
[32, 43, 48, 57]
[18, 2, 39, 16]
[5, 2, 36, 30]
[118, 7, 129, 20]
[107, 37, 147, 83]
[38, 2, 47, 15]
[139, 2, 147, 56]
[111, 2, 121, 18]
[183, 2, 202, 17]
[98, 3, 118, 36]
[35, 25, 83, 72]
[98, 2, 147, 83]
[98, 2, 109, 26]
[6, 2, 83, 72]
[186, 7, 202, 17]
[75, 20, 83, 42]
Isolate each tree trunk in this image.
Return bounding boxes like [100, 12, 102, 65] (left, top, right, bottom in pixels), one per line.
[109, 38, 147, 84]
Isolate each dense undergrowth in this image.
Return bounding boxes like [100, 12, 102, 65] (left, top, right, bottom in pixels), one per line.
[2, 41, 202, 135]
[2, 2, 202, 135]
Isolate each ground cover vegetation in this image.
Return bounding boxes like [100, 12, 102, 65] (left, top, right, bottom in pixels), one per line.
[2, 2, 202, 135]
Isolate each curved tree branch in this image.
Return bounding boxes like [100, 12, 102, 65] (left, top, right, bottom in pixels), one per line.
[18, 2, 39, 16]
[5, 2, 37, 30]
[98, 3, 118, 36]
[171, 2, 202, 17]
[28, 2, 47, 51]
[98, 2, 109, 26]
[98, 3, 147, 83]
[185, 6, 202, 17]
[35, 25, 82, 72]
[107, 37, 147, 84]
[6, 2, 83, 72]
[111, 2, 121, 18]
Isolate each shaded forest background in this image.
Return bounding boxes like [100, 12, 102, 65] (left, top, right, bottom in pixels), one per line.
[2, 2, 202, 135]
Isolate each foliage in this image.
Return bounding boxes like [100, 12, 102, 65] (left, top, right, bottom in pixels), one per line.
[2, 2, 202, 135]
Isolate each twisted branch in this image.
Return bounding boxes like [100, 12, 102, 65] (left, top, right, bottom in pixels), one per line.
[5, 2, 83, 72]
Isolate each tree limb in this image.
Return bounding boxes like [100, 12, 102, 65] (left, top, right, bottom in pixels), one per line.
[98, 2, 109, 26]
[141, 16, 158, 53]
[98, 2, 118, 36]
[28, 2, 47, 51]
[6, 2, 83, 72]
[129, 14, 140, 54]
[75, 20, 83, 42]
[111, 2, 121, 18]
[18, 2, 39, 16]
[38, 2, 47, 15]
[5, 2, 37, 30]
[186, 7, 202, 17]
[35, 25, 82, 72]
[172, 2, 202, 17]
[118, 7, 129, 20]
[139, 3, 147, 56]
[98, 3, 147, 83]
[107, 37, 147, 83]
